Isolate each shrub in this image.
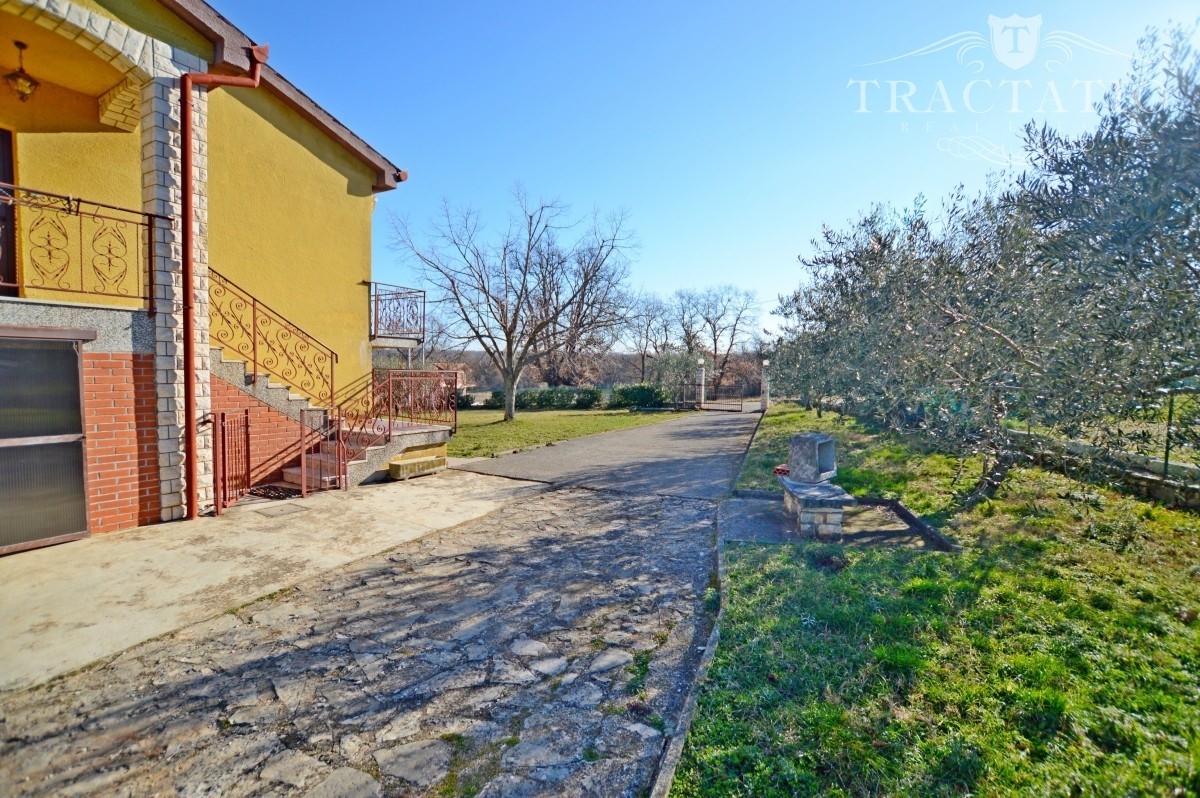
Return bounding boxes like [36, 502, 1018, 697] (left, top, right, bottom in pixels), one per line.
[609, 384, 672, 409]
[482, 387, 607, 411]
[574, 387, 603, 409]
[515, 389, 537, 410]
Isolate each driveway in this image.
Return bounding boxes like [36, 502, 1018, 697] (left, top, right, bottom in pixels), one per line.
[0, 471, 541, 693]
[456, 410, 760, 500]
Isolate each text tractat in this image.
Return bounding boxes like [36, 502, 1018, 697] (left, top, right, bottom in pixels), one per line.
[847, 78, 1109, 115]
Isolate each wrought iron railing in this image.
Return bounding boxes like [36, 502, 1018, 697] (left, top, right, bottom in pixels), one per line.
[213, 409, 251, 515]
[298, 407, 343, 497]
[373, 368, 458, 431]
[0, 181, 167, 305]
[370, 282, 425, 340]
[298, 369, 457, 494]
[209, 268, 338, 406]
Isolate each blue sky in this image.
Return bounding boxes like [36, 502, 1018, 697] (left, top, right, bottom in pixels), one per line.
[224, 1, 1197, 329]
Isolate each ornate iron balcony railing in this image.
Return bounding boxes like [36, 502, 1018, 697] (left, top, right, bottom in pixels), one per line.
[369, 282, 425, 340]
[0, 181, 168, 306]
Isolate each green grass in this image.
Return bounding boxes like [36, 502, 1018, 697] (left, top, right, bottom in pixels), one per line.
[448, 408, 689, 458]
[674, 409, 1200, 797]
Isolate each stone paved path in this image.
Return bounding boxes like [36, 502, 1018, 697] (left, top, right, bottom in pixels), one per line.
[1, 487, 717, 797]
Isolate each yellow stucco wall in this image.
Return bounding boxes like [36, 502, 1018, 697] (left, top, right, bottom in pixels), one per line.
[206, 87, 377, 393]
[74, 0, 214, 62]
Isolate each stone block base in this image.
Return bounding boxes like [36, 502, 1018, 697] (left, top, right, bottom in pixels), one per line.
[780, 477, 855, 539]
[783, 496, 844, 538]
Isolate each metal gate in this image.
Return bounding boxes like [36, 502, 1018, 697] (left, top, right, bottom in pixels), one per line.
[213, 409, 251, 514]
[680, 383, 761, 412]
[0, 333, 92, 555]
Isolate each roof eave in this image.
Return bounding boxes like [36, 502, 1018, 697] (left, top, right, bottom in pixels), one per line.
[158, 0, 406, 193]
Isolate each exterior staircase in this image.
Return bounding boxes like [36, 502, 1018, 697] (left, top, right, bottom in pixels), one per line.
[211, 346, 313, 420]
[207, 268, 453, 509]
[279, 423, 449, 491]
[212, 348, 451, 492]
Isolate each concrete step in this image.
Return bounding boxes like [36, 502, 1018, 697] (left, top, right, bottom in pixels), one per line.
[389, 455, 447, 481]
[281, 465, 340, 489]
[302, 449, 374, 469]
[210, 348, 315, 423]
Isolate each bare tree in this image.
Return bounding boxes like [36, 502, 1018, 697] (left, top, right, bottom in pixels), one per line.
[671, 289, 705, 355]
[695, 286, 758, 388]
[625, 292, 674, 382]
[393, 190, 633, 420]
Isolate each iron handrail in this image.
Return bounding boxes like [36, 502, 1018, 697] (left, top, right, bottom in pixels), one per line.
[209, 267, 339, 406]
[332, 368, 457, 487]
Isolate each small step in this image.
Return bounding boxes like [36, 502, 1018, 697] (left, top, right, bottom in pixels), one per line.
[303, 450, 370, 469]
[282, 465, 340, 489]
[389, 455, 447, 481]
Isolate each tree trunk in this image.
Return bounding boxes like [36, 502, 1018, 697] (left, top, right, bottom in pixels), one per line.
[503, 373, 519, 421]
[960, 455, 1012, 510]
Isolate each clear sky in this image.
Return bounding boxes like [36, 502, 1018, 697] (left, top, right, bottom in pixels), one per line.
[222, 1, 1197, 329]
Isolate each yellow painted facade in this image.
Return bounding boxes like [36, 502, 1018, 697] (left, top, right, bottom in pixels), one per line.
[206, 88, 378, 390]
[73, 0, 214, 62]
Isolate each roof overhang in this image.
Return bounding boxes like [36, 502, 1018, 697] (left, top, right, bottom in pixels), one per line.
[159, 0, 406, 192]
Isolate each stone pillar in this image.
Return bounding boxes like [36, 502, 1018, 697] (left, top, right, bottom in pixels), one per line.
[140, 42, 211, 520]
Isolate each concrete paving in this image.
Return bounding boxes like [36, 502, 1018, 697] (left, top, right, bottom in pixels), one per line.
[456, 411, 761, 500]
[0, 470, 540, 693]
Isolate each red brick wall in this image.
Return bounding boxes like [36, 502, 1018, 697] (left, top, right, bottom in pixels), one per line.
[210, 376, 305, 487]
[83, 353, 160, 534]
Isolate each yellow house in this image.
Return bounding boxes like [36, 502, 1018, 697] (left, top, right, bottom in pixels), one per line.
[0, 0, 453, 555]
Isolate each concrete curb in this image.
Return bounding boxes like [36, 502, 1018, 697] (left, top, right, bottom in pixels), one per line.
[649, 524, 728, 798]
[728, 406, 768, 496]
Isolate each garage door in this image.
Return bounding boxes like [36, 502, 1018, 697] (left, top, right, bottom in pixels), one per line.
[0, 331, 93, 555]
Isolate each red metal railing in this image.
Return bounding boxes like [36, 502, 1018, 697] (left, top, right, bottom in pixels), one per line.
[213, 409, 251, 515]
[373, 369, 459, 431]
[370, 282, 425, 340]
[298, 407, 342, 497]
[299, 369, 457, 493]
[209, 268, 338, 406]
[0, 181, 167, 307]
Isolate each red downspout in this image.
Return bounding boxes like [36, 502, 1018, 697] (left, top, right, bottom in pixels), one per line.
[180, 44, 269, 519]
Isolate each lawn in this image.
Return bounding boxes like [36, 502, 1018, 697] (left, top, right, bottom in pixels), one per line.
[448, 408, 689, 458]
[674, 403, 1200, 797]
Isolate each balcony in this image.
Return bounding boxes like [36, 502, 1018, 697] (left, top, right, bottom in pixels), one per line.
[369, 282, 425, 348]
[0, 182, 167, 310]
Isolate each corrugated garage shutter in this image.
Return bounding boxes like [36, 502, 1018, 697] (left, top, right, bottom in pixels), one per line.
[0, 332, 93, 555]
